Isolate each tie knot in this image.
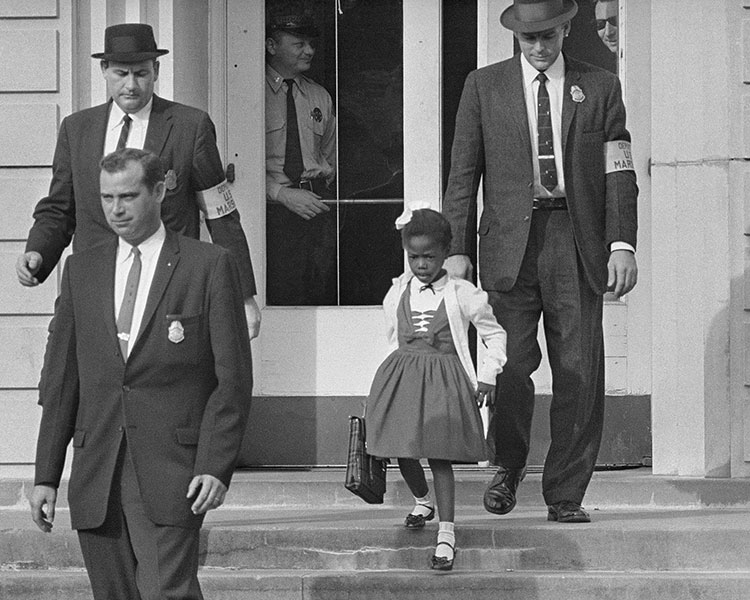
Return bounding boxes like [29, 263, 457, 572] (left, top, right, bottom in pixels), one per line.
[284, 79, 295, 91]
[131, 246, 141, 258]
[122, 114, 132, 125]
[419, 283, 435, 294]
[536, 72, 548, 84]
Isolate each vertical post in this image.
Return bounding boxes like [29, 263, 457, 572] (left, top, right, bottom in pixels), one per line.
[403, 0, 441, 210]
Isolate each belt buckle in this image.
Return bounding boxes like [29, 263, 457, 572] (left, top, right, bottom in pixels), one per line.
[299, 180, 314, 191]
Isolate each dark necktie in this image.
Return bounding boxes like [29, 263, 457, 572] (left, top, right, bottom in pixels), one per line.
[283, 79, 304, 184]
[116, 114, 132, 151]
[536, 73, 558, 193]
[419, 283, 435, 294]
[117, 247, 141, 360]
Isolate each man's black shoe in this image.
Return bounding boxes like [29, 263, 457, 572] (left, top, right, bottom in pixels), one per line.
[547, 501, 591, 523]
[483, 466, 526, 515]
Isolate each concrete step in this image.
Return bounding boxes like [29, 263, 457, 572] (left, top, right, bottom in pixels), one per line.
[5, 467, 750, 510]
[4, 468, 750, 600]
[2, 506, 749, 572]
[3, 568, 750, 600]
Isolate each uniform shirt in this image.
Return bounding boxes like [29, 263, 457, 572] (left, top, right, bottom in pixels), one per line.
[265, 64, 336, 201]
[114, 224, 165, 357]
[104, 99, 152, 154]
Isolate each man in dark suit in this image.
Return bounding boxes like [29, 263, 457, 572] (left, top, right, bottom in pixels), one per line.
[443, 0, 637, 523]
[16, 23, 260, 337]
[30, 149, 253, 600]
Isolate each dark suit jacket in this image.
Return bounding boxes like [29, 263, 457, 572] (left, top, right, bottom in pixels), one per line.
[25, 95, 256, 297]
[34, 229, 253, 530]
[443, 54, 638, 294]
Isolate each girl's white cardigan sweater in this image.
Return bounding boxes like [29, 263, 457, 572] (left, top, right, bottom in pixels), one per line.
[382, 272, 507, 388]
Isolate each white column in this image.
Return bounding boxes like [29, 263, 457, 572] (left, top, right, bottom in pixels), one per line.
[650, 0, 735, 477]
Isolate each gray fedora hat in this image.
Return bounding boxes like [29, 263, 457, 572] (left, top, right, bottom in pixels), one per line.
[91, 23, 169, 62]
[500, 0, 578, 33]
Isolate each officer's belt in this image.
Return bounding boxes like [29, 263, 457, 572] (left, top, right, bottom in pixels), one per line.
[291, 178, 329, 196]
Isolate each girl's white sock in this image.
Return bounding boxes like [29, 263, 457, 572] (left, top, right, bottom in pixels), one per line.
[410, 493, 434, 517]
[435, 521, 455, 559]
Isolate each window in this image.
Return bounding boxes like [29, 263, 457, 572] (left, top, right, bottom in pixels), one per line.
[265, 0, 404, 306]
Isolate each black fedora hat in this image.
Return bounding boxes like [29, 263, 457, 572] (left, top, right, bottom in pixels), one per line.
[266, 14, 320, 38]
[501, 0, 578, 33]
[91, 23, 169, 62]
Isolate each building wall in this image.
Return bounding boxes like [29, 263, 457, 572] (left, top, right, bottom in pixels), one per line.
[6, 0, 745, 477]
[0, 0, 72, 471]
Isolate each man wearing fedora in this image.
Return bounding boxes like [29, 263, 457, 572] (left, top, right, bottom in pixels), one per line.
[443, 0, 638, 523]
[265, 12, 337, 305]
[16, 23, 260, 337]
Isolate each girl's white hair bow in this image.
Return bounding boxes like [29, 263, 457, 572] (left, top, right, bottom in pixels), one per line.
[394, 201, 433, 230]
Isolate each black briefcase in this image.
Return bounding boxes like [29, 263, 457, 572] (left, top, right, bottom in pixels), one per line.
[344, 416, 387, 504]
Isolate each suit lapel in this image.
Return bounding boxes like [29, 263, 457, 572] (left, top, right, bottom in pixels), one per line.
[79, 102, 111, 196]
[505, 55, 533, 151]
[131, 230, 181, 354]
[562, 57, 582, 156]
[95, 239, 120, 349]
[143, 95, 173, 157]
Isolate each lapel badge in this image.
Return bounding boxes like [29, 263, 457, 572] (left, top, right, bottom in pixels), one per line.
[168, 320, 185, 344]
[164, 169, 177, 191]
[570, 85, 585, 103]
[310, 107, 323, 123]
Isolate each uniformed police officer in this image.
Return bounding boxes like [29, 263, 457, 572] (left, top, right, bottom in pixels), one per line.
[265, 13, 337, 305]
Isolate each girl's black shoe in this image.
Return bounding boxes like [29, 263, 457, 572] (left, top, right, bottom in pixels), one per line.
[404, 506, 435, 529]
[430, 542, 456, 571]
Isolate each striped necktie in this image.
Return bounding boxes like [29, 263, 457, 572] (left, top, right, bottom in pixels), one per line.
[536, 72, 558, 193]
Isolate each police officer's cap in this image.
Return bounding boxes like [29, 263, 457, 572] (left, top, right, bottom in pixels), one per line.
[267, 14, 320, 38]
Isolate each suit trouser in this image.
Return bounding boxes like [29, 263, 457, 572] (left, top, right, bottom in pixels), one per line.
[486, 210, 605, 506]
[77, 437, 203, 600]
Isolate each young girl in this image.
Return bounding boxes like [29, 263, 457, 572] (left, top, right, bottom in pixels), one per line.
[366, 204, 507, 571]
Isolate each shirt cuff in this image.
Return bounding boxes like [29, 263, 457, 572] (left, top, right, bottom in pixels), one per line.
[610, 241, 635, 254]
[267, 181, 283, 202]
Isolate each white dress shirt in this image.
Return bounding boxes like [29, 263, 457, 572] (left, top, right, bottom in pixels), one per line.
[104, 99, 153, 154]
[114, 224, 166, 357]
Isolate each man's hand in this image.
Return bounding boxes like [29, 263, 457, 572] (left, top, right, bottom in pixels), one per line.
[187, 474, 228, 515]
[30, 484, 57, 533]
[607, 250, 637, 298]
[16, 252, 43, 287]
[475, 381, 495, 408]
[277, 187, 330, 220]
[444, 254, 473, 280]
[244, 297, 261, 340]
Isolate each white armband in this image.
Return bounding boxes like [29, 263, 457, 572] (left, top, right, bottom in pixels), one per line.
[605, 141, 634, 173]
[196, 180, 237, 219]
